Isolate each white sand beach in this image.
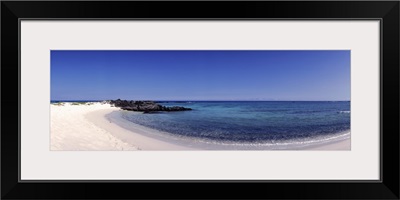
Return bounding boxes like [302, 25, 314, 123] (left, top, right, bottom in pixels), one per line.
[51, 103, 195, 150]
[307, 137, 350, 150]
[50, 103, 350, 151]
[50, 103, 137, 150]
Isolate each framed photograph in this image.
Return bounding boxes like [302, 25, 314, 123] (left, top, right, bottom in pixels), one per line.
[2, 1, 399, 199]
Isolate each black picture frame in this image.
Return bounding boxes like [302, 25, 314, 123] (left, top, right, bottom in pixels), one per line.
[1, 1, 399, 199]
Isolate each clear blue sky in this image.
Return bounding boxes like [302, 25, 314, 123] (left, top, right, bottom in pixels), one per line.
[51, 50, 350, 101]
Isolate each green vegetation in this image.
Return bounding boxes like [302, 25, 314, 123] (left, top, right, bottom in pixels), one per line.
[51, 102, 95, 106]
[71, 102, 89, 105]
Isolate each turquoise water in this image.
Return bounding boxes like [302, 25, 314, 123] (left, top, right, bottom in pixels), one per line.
[121, 101, 350, 143]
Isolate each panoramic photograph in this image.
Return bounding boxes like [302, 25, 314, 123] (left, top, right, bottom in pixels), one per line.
[50, 50, 350, 150]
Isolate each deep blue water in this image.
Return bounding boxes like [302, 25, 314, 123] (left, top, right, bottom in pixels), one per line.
[121, 101, 350, 143]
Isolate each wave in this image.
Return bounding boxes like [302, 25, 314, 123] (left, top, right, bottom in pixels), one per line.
[338, 111, 350, 114]
[109, 110, 351, 150]
[181, 130, 351, 149]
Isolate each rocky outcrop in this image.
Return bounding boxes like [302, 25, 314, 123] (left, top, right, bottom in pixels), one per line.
[108, 99, 192, 113]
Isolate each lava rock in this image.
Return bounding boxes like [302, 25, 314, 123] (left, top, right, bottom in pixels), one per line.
[109, 99, 192, 113]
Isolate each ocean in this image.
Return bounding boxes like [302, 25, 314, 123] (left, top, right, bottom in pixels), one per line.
[120, 101, 350, 144]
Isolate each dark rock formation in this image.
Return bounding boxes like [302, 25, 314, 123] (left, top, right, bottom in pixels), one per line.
[109, 99, 192, 113]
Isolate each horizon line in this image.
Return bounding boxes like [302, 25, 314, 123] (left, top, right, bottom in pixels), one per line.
[51, 99, 351, 102]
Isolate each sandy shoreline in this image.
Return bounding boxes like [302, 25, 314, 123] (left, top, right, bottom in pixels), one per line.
[306, 137, 350, 150]
[50, 103, 138, 150]
[51, 103, 350, 151]
[86, 107, 196, 150]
